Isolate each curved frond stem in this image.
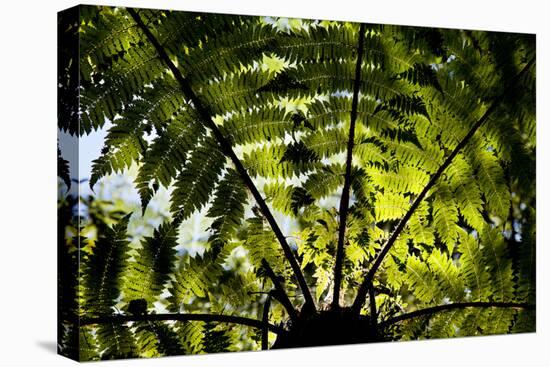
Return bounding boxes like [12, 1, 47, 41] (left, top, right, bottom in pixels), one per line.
[368, 282, 378, 333]
[379, 302, 535, 328]
[127, 8, 315, 310]
[80, 312, 286, 335]
[332, 23, 367, 309]
[351, 57, 536, 314]
[262, 259, 299, 321]
[261, 293, 272, 350]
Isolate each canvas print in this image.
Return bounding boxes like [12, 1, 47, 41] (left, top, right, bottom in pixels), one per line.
[57, 4, 536, 361]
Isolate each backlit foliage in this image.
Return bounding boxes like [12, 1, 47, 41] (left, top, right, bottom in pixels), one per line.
[58, 5, 535, 361]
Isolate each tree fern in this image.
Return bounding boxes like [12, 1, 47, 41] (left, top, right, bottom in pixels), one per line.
[58, 5, 535, 360]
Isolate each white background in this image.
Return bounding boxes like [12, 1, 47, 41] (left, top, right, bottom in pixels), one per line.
[0, 0, 548, 365]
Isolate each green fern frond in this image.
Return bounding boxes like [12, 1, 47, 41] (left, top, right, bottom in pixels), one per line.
[404, 255, 437, 303]
[183, 23, 279, 84]
[516, 208, 536, 303]
[427, 251, 465, 302]
[96, 323, 138, 359]
[135, 110, 205, 210]
[124, 222, 177, 305]
[369, 165, 430, 195]
[170, 138, 226, 223]
[84, 214, 131, 314]
[407, 201, 435, 247]
[276, 25, 357, 63]
[207, 169, 248, 243]
[168, 253, 223, 302]
[134, 321, 185, 357]
[203, 323, 231, 353]
[432, 183, 460, 251]
[474, 149, 510, 220]
[383, 137, 444, 174]
[396, 63, 442, 92]
[481, 226, 515, 301]
[90, 117, 147, 187]
[176, 322, 204, 354]
[303, 164, 345, 200]
[374, 94, 430, 121]
[201, 69, 281, 115]
[80, 46, 167, 134]
[243, 144, 319, 179]
[223, 106, 293, 145]
[263, 182, 295, 216]
[242, 215, 286, 274]
[302, 127, 351, 158]
[457, 230, 491, 301]
[374, 191, 409, 222]
[445, 153, 485, 232]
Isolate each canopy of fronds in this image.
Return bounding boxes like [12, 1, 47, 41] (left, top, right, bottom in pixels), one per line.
[58, 5, 535, 361]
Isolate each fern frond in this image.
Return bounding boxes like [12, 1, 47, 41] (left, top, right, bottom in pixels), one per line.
[374, 94, 430, 121]
[446, 153, 485, 232]
[243, 144, 318, 179]
[457, 230, 491, 301]
[481, 226, 514, 301]
[79, 326, 101, 361]
[374, 191, 409, 222]
[183, 23, 278, 84]
[302, 127, 351, 158]
[404, 255, 437, 303]
[427, 309, 464, 339]
[387, 137, 444, 173]
[134, 321, 185, 357]
[369, 165, 429, 195]
[135, 110, 205, 210]
[432, 182, 460, 251]
[170, 138, 226, 223]
[223, 106, 293, 145]
[124, 222, 177, 305]
[203, 322, 231, 353]
[84, 214, 131, 314]
[243, 215, 286, 274]
[516, 208, 536, 303]
[168, 253, 223, 303]
[96, 323, 138, 359]
[474, 149, 510, 220]
[206, 169, 248, 243]
[90, 117, 147, 187]
[80, 45, 167, 134]
[288, 61, 410, 102]
[176, 322, 204, 354]
[396, 63, 442, 92]
[303, 164, 345, 200]
[407, 201, 434, 247]
[263, 182, 295, 216]
[276, 25, 357, 63]
[200, 69, 278, 115]
[427, 251, 465, 302]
